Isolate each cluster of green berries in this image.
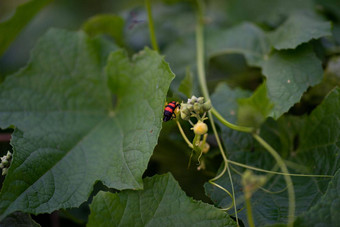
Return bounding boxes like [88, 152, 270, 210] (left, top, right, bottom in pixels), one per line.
[0, 151, 12, 176]
[180, 96, 211, 121]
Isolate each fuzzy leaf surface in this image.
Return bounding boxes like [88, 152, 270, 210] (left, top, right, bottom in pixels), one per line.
[0, 29, 174, 219]
[88, 174, 236, 227]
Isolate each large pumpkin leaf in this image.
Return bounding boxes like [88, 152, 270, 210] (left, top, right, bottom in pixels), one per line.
[206, 23, 270, 68]
[268, 11, 332, 50]
[206, 23, 323, 118]
[262, 45, 323, 118]
[0, 29, 174, 220]
[88, 173, 236, 227]
[206, 87, 340, 226]
[0, 212, 40, 227]
[295, 169, 340, 226]
[0, 0, 53, 56]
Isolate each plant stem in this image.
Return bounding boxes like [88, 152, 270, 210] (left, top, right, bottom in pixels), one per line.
[253, 133, 295, 227]
[145, 0, 159, 52]
[227, 159, 332, 178]
[192, 134, 201, 150]
[209, 181, 234, 211]
[195, 1, 209, 100]
[211, 107, 254, 133]
[176, 120, 193, 149]
[245, 196, 255, 227]
[195, 0, 239, 225]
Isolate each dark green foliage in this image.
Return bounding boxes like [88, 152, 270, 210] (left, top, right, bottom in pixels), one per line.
[0, 0, 339, 226]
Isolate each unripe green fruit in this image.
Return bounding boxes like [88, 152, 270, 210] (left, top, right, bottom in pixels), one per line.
[2, 168, 8, 176]
[197, 97, 204, 104]
[181, 111, 190, 121]
[203, 100, 212, 111]
[193, 103, 201, 113]
[187, 104, 194, 112]
[180, 103, 191, 115]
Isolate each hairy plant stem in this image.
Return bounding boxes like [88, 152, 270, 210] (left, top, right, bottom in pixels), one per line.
[145, 0, 159, 52]
[195, 0, 239, 225]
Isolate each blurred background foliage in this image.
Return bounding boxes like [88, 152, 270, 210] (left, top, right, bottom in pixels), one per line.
[0, 0, 339, 226]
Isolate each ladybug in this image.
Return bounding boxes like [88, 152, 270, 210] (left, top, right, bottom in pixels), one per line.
[163, 101, 180, 122]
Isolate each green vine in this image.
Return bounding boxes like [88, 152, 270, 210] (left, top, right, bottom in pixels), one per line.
[195, 0, 239, 225]
[194, 1, 296, 226]
[145, 0, 159, 52]
[144, 1, 333, 227]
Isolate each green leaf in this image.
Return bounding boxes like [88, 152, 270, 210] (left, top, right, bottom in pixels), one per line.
[295, 88, 340, 176]
[262, 45, 323, 118]
[210, 83, 253, 153]
[295, 169, 340, 226]
[0, 29, 174, 219]
[211, 83, 251, 123]
[82, 14, 125, 47]
[0, 212, 40, 227]
[207, 23, 271, 67]
[268, 11, 332, 50]
[88, 174, 236, 227]
[237, 82, 274, 128]
[163, 34, 196, 89]
[207, 88, 340, 226]
[206, 25, 324, 118]
[225, 0, 314, 26]
[0, 0, 52, 56]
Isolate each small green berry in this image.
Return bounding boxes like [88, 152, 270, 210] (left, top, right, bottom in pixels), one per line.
[6, 151, 12, 159]
[180, 103, 190, 115]
[193, 103, 201, 113]
[187, 104, 194, 112]
[0, 156, 6, 163]
[197, 97, 204, 104]
[2, 168, 8, 176]
[181, 111, 190, 121]
[203, 100, 211, 111]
